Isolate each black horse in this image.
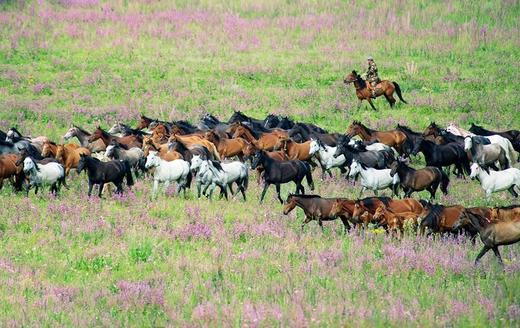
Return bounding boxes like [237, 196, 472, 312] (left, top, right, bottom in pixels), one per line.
[396, 124, 423, 157]
[288, 124, 339, 146]
[333, 136, 393, 169]
[251, 150, 314, 204]
[412, 138, 470, 177]
[77, 154, 134, 197]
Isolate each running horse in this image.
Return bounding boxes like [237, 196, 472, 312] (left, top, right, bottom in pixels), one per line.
[343, 71, 407, 110]
[346, 121, 407, 152]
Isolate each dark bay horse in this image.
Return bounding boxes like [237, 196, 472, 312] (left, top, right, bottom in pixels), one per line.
[251, 151, 314, 204]
[283, 195, 352, 233]
[419, 202, 477, 238]
[412, 138, 470, 178]
[389, 160, 449, 199]
[343, 71, 407, 110]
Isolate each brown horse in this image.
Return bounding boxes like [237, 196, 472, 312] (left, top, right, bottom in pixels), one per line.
[282, 195, 352, 233]
[42, 141, 79, 158]
[346, 121, 407, 152]
[372, 204, 419, 233]
[389, 160, 449, 199]
[56, 144, 91, 175]
[490, 205, 520, 222]
[204, 131, 248, 160]
[329, 198, 358, 223]
[454, 210, 520, 265]
[0, 154, 24, 191]
[228, 122, 288, 151]
[419, 202, 476, 237]
[351, 197, 424, 226]
[88, 127, 142, 149]
[150, 124, 170, 143]
[343, 71, 407, 110]
[282, 139, 314, 162]
[169, 134, 220, 160]
[142, 136, 182, 161]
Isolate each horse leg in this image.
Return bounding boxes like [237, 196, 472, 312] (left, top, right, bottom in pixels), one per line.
[384, 94, 396, 108]
[358, 186, 365, 199]
[475, 245, 491, 265]
[87, 181, 94, 197]
[163, 180, 171, 195]
[492, 246, 504, 266]
[508, 186, 518, 198]
[317, 217, 324, 233]
[275, 184, 283, 204]
[98, 182, 105, 198]
[259, 182, 270, 203]
[196, 181, 202, 198]
[340, 216, 351, 234]
[357, 99, 362, 109]
[301, 216, 312, 232]
[367, 98, 377, 111]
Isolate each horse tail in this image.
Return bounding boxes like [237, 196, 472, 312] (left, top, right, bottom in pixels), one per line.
[460, 150, 471, 176]
[243, 167, 249, 191]
[304, 162, 315, 191]
[439, 169, 450, 195]
[392, 82, 407, 104]
[124, 160, 135, 186]
[506, 140, 517, 164]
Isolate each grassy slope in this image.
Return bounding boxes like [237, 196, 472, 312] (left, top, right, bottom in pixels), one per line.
[0, 0, 519, 326]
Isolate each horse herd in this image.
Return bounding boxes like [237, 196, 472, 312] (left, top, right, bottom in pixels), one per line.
[0, 111, 519, 265]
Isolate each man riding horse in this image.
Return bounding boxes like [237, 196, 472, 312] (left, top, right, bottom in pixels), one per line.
[363, 56, 380, 98]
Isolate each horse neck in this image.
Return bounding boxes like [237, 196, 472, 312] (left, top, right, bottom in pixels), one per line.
[356, 126, 372, 140]
[353, 78, 365, 91]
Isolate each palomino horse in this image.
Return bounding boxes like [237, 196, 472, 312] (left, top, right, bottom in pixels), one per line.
[454, 210, 520, 265]
[283, 195, 352, 233]
[88, 127, 142, 149]
[56, 144, 91, 176]
[346, 121, 407, 152]
[343, 71, 407, 110]
[204, 131, 248, 160]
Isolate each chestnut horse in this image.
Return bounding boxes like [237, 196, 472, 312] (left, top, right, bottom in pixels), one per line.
[282, 139, 315, 162]
[283, 194, 352, 233]
[351, 197, 423, 227]
[419, 202, 476, 238]
[346, 121, 407, 152]
[228, 122, 288, 151]
[372, 204, 419, 233]
[42, 141, 79, 158]
[343, 71, 407, 110]
[142, 136, 182, 161]
[490, 205, 520, 222]
[204, 131, 248, 160]
[56, 144, 91, 175]
[0, 154, 24, 191]
[88, 127, 142, 149]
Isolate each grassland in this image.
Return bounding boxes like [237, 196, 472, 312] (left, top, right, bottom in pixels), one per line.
[0, 0, 519, 326]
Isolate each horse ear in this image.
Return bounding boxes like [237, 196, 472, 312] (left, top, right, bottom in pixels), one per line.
[352, 70, 357, 75]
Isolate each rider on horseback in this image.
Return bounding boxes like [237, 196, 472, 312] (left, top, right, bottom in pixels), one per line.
[364, 56, 380, 98]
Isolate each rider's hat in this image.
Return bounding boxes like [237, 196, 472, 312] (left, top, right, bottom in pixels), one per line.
[367, 56, 374, 61]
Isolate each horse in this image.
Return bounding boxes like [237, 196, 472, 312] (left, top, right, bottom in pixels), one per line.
[282, 139, 315, 162]
[490, 205, 520, 222]
[412, 138, 469, 178]
[389, 160, 449, 199]
[333, 136, 393, 170]
[22, 157, 66, 196]
[142, 136, 183, 161]
[243, 143, 289, 184]
[348, 197, 423, 227]
[144, 151, 190, 199]
[63, 125, 106, 153]
[56, 144, 91, 176]
[418, 202, 474, 237]
[343, 70, 407, 110]
[0, 154, 24, 191]
[251, 150, 314, 204]
[88, 126, 142, 149]
[5, 127, 49, 153]
[288, 124, 339, 146]
[453, 210, 520, 266]
[469, 163, 520, 200]
[77, 154, 134, 197]
[396, 125, 424, 157]
[108, 123, 151, 138]
[446, 123, 516, 164]
[41, 141, 59, 158]
[105, 142, 144, 174]
[204, 131, 248, 160]
[309, 139, 349, 178]
[372, 204, 419, 234]
[190, 155, 248, 201]
[136, 115, 171, 131]
[346, 121, 407, 152]
[348, 138, 393, 153]
[169, 134, 220, 160]
[283, 195, 352, 233]
[227, 110, 266, 130]
[1, 134, 42, 159]
[469, 123, 520, 153]
[349, 160, 399, 198]
[464, 136, 509, 170]
[229, 122, 288, 151]
[0, 140, 20, 155]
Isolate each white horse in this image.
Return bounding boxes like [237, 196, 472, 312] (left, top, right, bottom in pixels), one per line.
[309, 139, 348, 178]
[349, 159, 399, 198]
[447, 123, 516, 164]
[348, 138, 393, 153]
[190, 155, 248, 200]
[23, 157, 65, 196]
[469, 162, 520, 200]
[144, 151, 190, 198]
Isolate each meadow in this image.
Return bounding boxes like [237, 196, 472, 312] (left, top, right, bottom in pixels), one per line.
[0, 0, 519, 326]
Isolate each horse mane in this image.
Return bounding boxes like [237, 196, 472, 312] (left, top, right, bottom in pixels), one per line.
[47, 141, 57, 146]
[111, 141, 129, 150]
[0, 140, 15, 147]
[361, 197, 390, 209]
[211, 160, 223, 171]
[9, 127, 23, 137]
[26, 156, 40, 171]
[96, 127, 111, 139]
[175, 120, 196, 130]
[422, 203, 444, 232]
[397, 125, 421, 136]
[73, 125, 91, 135]
[495, 204, 520, 210]
[288, 194, 322, 199]
[354, 72, 367, 89]
[352, 120, 372, 133]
